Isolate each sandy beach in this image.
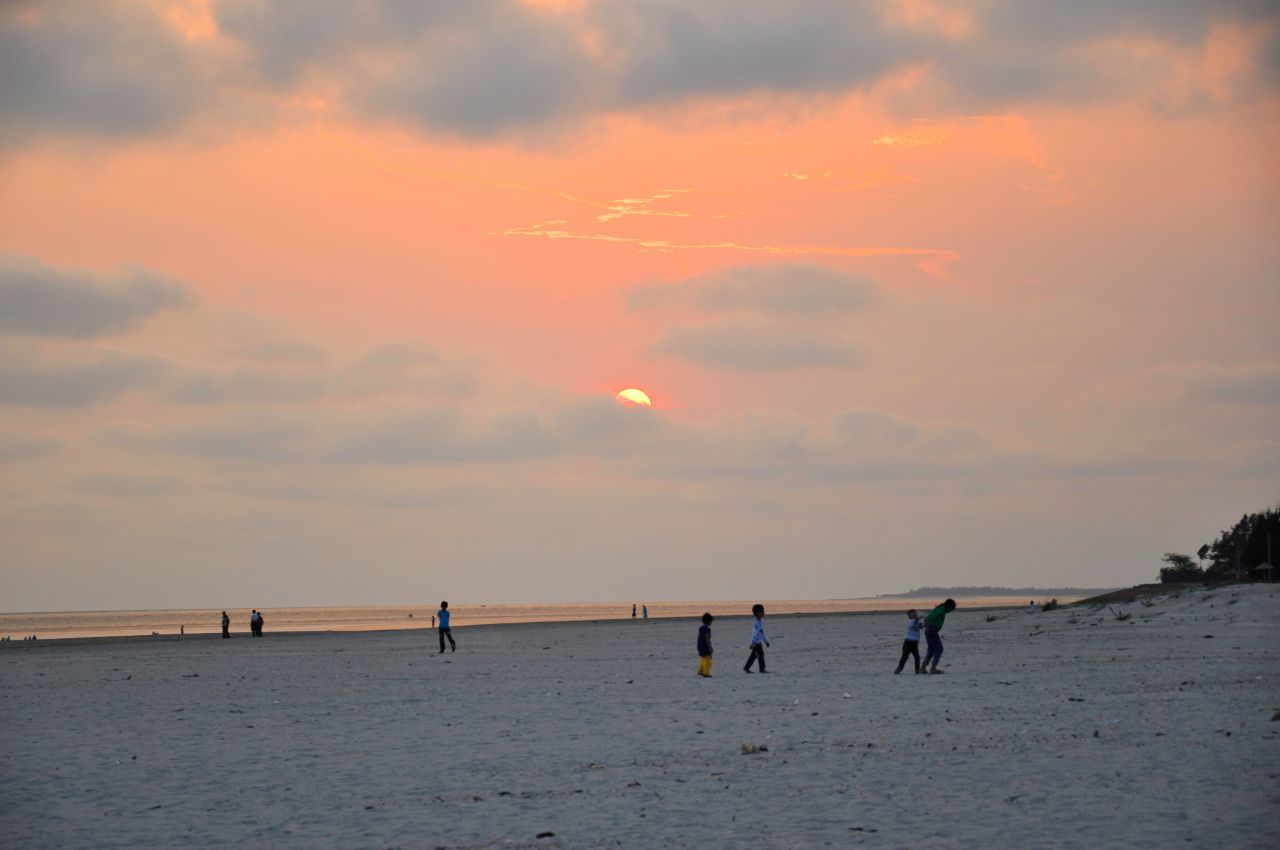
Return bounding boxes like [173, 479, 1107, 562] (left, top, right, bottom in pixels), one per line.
[2, 585, 1277, 849]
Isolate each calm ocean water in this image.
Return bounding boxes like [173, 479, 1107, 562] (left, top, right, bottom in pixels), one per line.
[0, 596, 1084, 640]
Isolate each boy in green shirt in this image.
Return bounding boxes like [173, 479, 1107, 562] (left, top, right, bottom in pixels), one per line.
[922, 598, 956, 674]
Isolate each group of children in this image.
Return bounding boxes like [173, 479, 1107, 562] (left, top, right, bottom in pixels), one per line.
[894, 598, 956, 674]
[696, 603, 771, 677]
[695, 599, 958, 677]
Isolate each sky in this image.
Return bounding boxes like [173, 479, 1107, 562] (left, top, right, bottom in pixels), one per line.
[1, 0, 1278, 612]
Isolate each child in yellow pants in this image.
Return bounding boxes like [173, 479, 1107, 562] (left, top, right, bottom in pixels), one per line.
[697, 612, 714, 677]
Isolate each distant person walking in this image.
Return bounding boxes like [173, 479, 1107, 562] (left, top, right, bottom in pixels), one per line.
[921, 599, 957, 674]
[632, 604, 637, 619]
[743, 604, 769, 673]
[697, 612, 714, 677]
[642, 605, 648, 620]
[894, 609, 924, 674]
[250, 610, 259, 637]
[254, 610, 265, 637]
[221, 611, 230, 639]
[431, 614, 436, 628]
[437, 601, 456, 654]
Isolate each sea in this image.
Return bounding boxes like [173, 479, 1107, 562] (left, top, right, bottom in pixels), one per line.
[0, 595, 1087, 641]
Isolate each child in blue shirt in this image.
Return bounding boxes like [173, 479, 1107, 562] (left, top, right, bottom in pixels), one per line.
[743, 604, 769, 673]
[894, 609, 923, 674]
[697, 612, 714, 677]
[437, 601, 456, 654]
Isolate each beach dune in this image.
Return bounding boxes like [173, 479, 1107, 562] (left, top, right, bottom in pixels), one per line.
[2, 586, 1276, 848]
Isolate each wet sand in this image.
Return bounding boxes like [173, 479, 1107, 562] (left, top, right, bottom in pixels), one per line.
[2, 585, 1276, 848]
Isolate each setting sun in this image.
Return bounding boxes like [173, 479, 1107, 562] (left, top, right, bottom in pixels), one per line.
[615, 388, 652, 407]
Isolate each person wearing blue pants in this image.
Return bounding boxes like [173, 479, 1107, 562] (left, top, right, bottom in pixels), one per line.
[921, 599, 956, 673]
[437, 601, 456, 653]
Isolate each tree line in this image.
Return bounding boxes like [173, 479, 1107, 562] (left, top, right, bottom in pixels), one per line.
[1160, 504, 1280, 583]
[878, 586, 1114, 598]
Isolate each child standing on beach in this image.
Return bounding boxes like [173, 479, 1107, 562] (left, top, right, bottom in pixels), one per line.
[921, 598, 957, 674]
[894, 609, 923, 674]
[437, 601, 456, 654]
[743, 604, 769, 673]
[697, 613, 714, 677]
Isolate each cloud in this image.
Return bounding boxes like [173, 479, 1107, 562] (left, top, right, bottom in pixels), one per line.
[196, 311, 329, 365]
[634, 265, 873, 371]
[70, 473, 185, 497]
[217, 0, 594, 138]
[5, 1, 1277, 149]
[328, 407, 558, 464]
[1074, 360, 1280, 418]
[0, 255, 189, 338]
[652, 322, 861, 371]
[627, 407, 998, 483]
[363, 13, 594, 138]
[629, 264, 877, 314]
[165, 366, 327, 404]
[96, 389, 1198, 489]
[353, 342, 443, 370]
[833, 409, 920, 446]
[599, 1, 919, 106]
[553, 396, 667, 457]
[232, 336, 328, 364]
[108, 415, 312, 463]
[0, 328, 471, 410]
[0, 351, 171, 408]
[971, 1, 1276, 48]
[0, 1, 210, 149]
[1183, 362, 1280, 405]
[103, 397, 993, 483]
[213, 0, 473, 85]
[347, 343, 477, 398]
[907, 1, 1280, 112]
[165, 342, 477, 404]
[271, 0, 1280, 130]
[0, 431, 60, 462]
[110, 405, 557, 465]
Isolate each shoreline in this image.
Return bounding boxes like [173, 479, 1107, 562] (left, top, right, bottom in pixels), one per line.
[0, 601, 1042, 648]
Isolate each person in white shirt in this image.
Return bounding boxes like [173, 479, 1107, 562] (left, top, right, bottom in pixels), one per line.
[894, 609, 923, 674]
[743, 604, 770, 673]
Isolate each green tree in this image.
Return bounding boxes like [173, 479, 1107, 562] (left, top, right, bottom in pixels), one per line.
[1202, 506, 1280, 580]
[1159, 552, 1204, 583]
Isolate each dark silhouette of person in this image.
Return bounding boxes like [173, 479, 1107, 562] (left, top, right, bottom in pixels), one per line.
[221, 611, 230, 639]
[632, 604, 637, 618]
[438, 601, 456, 653]
[743, 604, 769, 673]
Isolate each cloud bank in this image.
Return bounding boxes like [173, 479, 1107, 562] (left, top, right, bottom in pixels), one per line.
[3, 0, 1276, 150]
[0, 255, 189, 338]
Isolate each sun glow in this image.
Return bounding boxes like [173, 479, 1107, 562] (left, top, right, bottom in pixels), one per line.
[615, 388, 652, 407]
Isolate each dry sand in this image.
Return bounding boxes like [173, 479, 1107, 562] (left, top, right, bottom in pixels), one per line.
[2, 585, 1277, 849]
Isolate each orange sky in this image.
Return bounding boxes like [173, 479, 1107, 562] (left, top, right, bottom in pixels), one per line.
[1, 1, 1277, 610]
